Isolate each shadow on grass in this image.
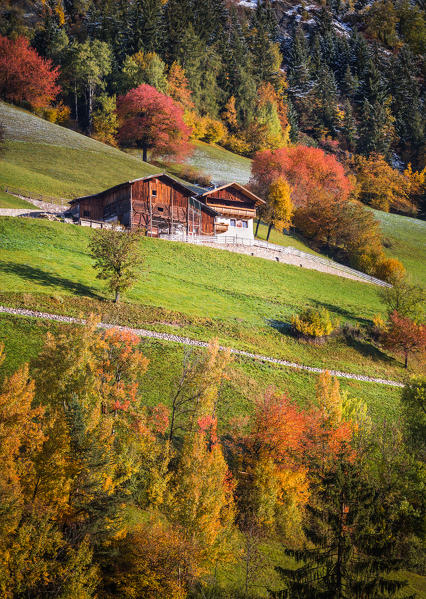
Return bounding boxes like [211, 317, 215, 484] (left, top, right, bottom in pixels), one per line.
[343, 335, 396, 365]
[266, 319, 294, 335]
[0, 261, 99, 298]
[309, 299, 371, 326]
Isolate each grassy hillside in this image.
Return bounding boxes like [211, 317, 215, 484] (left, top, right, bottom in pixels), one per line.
[0, 217, 418, 387]
[0, 101, 159, 202]
[185, 140, 252, 185]
[0, 190, 34, 208]
[374, 209, 426, 286]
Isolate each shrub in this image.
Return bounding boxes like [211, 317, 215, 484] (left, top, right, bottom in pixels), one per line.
[42, 102, 71, 125]
[178, 165, 212, 187]
[374, 257, 406, 283]
[291, 307, 337, 339]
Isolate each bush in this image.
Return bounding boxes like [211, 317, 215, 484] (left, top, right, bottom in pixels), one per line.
[178, 165, 212, 187]
[291, 307, 337, 339]
[42, 102, 71, 125]
[374, 257, 406, 284]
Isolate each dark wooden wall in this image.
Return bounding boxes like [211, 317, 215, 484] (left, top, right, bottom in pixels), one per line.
[77, 176, 216, 234]
[203, 186, 257, 219]
[131, 177, 214, 235]
[77, 184, 131, 226]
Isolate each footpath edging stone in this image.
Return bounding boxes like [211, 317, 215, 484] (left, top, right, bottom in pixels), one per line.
[0, 306, 405, 388]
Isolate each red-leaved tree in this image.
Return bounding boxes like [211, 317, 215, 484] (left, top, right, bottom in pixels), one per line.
[250, 146, 351, 208]
[118, 84, 192, 162]
[0, 35, 60, 109]
[383, 311, 426, 368]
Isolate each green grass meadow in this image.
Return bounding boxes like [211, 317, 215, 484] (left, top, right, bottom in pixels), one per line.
[0, 216, 415, 427]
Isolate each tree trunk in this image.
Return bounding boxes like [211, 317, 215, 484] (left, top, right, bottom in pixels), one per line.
[74, 80, 79, 124]
[142, 145, 148, 162]
[114, 290, 120, 303]
[255, 218, 261, 236]
[405, 352, 408, 368]
[88, 85, 93, 134]
[266, 222, 273, 241]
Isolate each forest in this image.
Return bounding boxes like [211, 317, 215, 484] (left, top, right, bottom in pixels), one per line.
[0, 0, 424, 172]
[0, 320, 424, 598]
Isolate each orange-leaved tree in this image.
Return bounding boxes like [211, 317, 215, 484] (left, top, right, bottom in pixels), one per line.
[250, 145, 351, 207]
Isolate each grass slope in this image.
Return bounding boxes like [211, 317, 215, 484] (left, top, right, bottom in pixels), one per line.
[0, 217, 417, 386]
[0, 101, 158, 201]
[374, 209, 426, 286]
[0, 190, 34, 208]
[185, 140, 252, 185]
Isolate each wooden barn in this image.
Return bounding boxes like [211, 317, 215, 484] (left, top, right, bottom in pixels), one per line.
[198, 183, 265, 240]
[71, 173, 217, 236]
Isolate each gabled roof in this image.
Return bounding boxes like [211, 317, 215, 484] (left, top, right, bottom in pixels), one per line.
[71, 173, 199, 204]
[198, 182, 265, 206]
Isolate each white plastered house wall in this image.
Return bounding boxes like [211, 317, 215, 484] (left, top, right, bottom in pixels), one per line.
[215, 215, 254, 240]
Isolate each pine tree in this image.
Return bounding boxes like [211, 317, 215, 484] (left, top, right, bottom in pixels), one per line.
[342, 64, 359, 99]
[129, 0, 164, 54]
[287, 25, 311, 94]
[342, 99, 357, 152]
[390, 46, 424, 166]
[357, 98, 395, 158]
[249, 4, 281, 86]
[287, 98, 299, 142]
[275, 455, 414, 599]
[312, 64, 340, 137]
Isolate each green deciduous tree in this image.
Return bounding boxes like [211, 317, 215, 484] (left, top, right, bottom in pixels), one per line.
[89, 229, 144, 303]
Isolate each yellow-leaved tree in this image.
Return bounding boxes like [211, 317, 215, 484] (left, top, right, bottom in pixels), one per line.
[265, 176, 293, 240]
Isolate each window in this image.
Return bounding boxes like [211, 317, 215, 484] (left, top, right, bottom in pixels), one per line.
[152, 189, 157, 197]
[242, 220, 248, 228]
[230, 219, 236, 227]
[157, 206, 164, 212]
[83, 210, 90, 217]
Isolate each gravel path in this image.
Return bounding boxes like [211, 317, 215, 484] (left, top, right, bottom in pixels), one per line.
[0, 306, 404, 388]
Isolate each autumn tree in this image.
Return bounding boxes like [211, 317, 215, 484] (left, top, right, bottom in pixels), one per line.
[379, 276, 425, 320]
[250, 145, 351, 207]
[265, 177, 293, 240]
[92, 94, 118, 146]
[352, 154, 415, 214]
[118, 84, 192, 162]
[102, 520, 190, 599]
[121, 50, 168, 94]
[222, 95, 238, 132]
[89, 228, 144, 303]
[230, 392, 310, 558]
[0, 344, 98, 599]
[167, 61, 194, 111]
[168, 339, 232, 443]
[167, 416, 235, 578]
[382, 311, 426, 368]
[0, 34, 60, 109]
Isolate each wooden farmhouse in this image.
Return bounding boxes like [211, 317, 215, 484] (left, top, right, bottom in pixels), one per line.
[71, 174, 264, 239]
[199, 183, 265, 240]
